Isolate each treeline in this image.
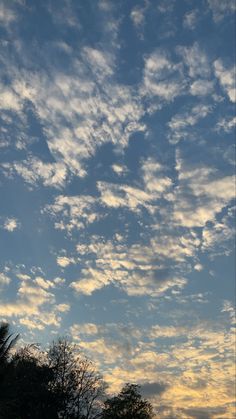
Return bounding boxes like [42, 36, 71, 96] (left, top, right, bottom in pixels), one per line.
[0, 323, 154, 419]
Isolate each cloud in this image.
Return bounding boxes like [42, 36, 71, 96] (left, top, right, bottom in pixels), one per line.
[221, 300, 236, 326]
[2, 217, 20, 232]
[98, 181, 154, 212]
[0, 271, 68, 330]
[0, 33, 146, 182]
[2, 158, 68, 188]
[44, 195, 100, 232]
[190, 79, 214, 96]
[173, 155, 235, 227]
[0, 3, 17, 26]
[67, 314, 235, 417]
[182, 406, 226, 418]
[168, 104, 212, 144]
[142, 50, 185, 102]
[0, 85, 21, 111]
[140, 381, 168, 397]
[214, 59, 236, 102]
[82, 47, 114, 78]
[177, 42, 210, 79]
[112, 164, 128, 176]
[70, 323, 99, 337]
[216, 116, 236, 133]
[0, 272, 11, 286]
[201, 208, 235, 255]
[157, 0, 175, 14]
[142, 158, 172, 194]
[57, 303, 70, 313]
[130, 6, 145, 29]
[207, 0, 236, 22]
[32, 51, 144, 176]
[194, 263, 203, 272]
[183, 10, 199, 29]
[57, 256, 75, 268]
[98, 158, 172, 213]
[70, 237, 188, 297]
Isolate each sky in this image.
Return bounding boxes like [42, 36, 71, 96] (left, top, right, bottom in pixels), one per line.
[0, 0, 235, 417]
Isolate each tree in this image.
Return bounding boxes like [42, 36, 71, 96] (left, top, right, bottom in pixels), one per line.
[101, 383, 154, 419]
[48, 338, 105, 419]
[1, 344, 57, 419]
[0, 322, 19, 368]
[0, 322, 19, 410]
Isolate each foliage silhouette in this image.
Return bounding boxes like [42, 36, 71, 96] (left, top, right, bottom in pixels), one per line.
[48, 338, 105, 418]
[0, 322, 19, 417]
[101, 383, 154, 419]
[0, 322, 19, 369]
[0, 344, 56, 419]
[0, 324, 156, 419]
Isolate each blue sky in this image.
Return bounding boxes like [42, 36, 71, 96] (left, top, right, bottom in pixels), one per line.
[0, 0, 235, 417]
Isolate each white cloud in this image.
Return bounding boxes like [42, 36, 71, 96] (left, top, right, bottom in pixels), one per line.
[2, 157, 68, 188]
[16, 274, 31, 281]
[0, 272, 11, 286]
[57, 303, 70, 313]
[70, 323, 99, 337]
[190, 79, 214, 96]
[44, 195, 100, 232]
[157, 0, 175, 14]
[98, 158, 172, 213]
[2, 217, 20, 232]
[1, 39, 146, 182]
[194, 263, 203, 272]
[82, 47, 114, 78]
[207, 0, 236, 22]
[0, 85, 21, 111]
[214, 59, 236, 102]
[201, 210, 235, 255]
[26, 51, 145, 177]
[142, 50, 185, 101]
[168, 104, 212, 144]
[112, 164, 128, 176]
[35, 276, 54, 290]
[177, 42, 210, 78]
[216, 116, 236, 133]
[183, 10, 198, 29]
[0, 270, 69, 330]
[98, 181, 154, 212]
[142, 158, 172, 194]
[57, 256, 75, 268]
[130, 6, 145, 28]
[0, 3, 17, 25]
[71, 237, 189, 297]
[173, 156, 235, 227]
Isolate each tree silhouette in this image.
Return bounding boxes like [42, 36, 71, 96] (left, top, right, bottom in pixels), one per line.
[101, 383, 154, 419]
[0, 344, 56, 419]
[0, 322, 19, 413]
[0, 322, 19, 368]
[48, 338, 105, 419]
[0, 325, 156, 419]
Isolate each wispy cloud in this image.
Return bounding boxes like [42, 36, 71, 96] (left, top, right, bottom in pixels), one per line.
[214, 59, 236, 102]
[207, 0, 236, 22]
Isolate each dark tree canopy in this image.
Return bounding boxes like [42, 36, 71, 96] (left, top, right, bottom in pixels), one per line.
[0, 324, 156, 419]
[101, 383, 154, 419]
[0, 323, 18, 368]
[0, 328, 105, 419]
[48, 338, 105, 419]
